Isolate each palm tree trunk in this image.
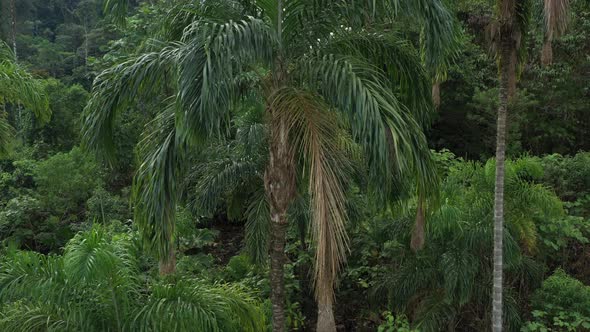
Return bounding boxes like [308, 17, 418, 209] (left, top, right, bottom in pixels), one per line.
[492, 17, 516, 331]
[158, 241, 176, 275]
[541, 38, 553, 66]
[317, 302, 336, 332]
[10, 0, 17, 58]
[432, 81, 441, 109]
[410, 196, 426, 252]
[265, 108, 295, 332]
[269, 214, 288, 332]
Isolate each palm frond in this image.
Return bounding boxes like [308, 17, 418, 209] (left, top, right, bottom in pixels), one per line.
[245, 189, 271, 265]
[82, 45, 180, 163]
[176, 16, 275, 143]
[0, 301, 89, 332]
[296, 53, 438, 206]
[103, 0, 130, 26]
[0, 113, 14, 156]
[271, 87, 350, 305]
[321, 30, 434, 126]
[0, 43, 49, 121]
[543, 0, 570, 40]
[132, 100, 186, 263]
[132, 280, 265, 332]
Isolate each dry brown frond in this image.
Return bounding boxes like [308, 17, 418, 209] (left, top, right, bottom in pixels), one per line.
[544, 0, 570, 40]
[270, 88, 350, 306]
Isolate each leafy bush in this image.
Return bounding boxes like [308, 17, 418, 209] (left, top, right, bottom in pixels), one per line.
[86, 187, 129, 223]
[378, 312, 418, 332]
[34, 147, 102, 214]
[523, 269, 590, 331]
[540, 153, 590, 202]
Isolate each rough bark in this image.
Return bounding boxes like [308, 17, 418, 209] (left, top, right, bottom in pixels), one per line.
[410, 196, 426, 252]
[493, 9, 516, 330]
[432, 82, 441, 109]
[316, 302, 336, 332]
[158, 243, 176, 276]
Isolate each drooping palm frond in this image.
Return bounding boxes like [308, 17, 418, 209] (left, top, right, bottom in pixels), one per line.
[176, 16, 275, 143]
[245, 188, 271, 264]
[132, 100, 187, 263]
[394, 0, 461, 79]
[321, 30, 433, 126]
[82, 45, 180, 163]
[132, 279, 266, 332]
[0, 113, 14, 156]
[270, 87, 352, 305]
[0, 43, 49, 121]
[296, 52, 438, 206]
[0, 301, 91, 332]
[0, 42, 49, 155]
[543, 0, 570, 40]
[103, 0, 130, 26]
[158, 0, 257, 41]
[0, 250, 70, 307]
[189, 142, 264, 216]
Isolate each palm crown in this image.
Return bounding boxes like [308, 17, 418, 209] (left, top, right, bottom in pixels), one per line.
[83, 0, 458, 329]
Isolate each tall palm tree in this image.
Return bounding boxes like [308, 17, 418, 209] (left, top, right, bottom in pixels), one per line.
[373, 156, 563, 331]
[0, 42, 49, 155]
[490, 0, 569, 330]
[84, 0, 456, 330]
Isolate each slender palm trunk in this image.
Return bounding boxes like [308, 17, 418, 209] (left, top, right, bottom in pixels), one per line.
[317, 302, 336, 332]
[541, 38, 553, 65]
[265, 2, 295, 329]
[492, 15, 516, 331]
[10, 0, 17, 58]
[265, 111, 295, 331]
[432, 81, 441, 109]
[410, 196, 426, 252]
[159, 241, 176, 275]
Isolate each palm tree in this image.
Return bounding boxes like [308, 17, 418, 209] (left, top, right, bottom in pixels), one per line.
[0, 42, 49, 155]
[0, 226, 265, 331]
[84, 1, 457, 330]
[490, 1, 569, 330]
[372, 156, 563, 331]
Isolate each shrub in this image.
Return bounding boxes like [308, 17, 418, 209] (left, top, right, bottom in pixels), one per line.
[523, 269, 590, 331]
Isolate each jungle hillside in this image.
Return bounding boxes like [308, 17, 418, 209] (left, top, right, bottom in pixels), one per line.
[0, 0, 589, 331]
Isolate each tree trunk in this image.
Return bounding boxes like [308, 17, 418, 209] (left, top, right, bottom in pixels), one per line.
[269, 215, 288, 332]
[410, 196, 426, 252]
[492, 15, 516, 331]
[158, 242, 176, 275]
[432, 81, 441, 109]
[541, 38, 553, 66]
[10, 0, 17, 58]
[316, 302, 336, 332]
[265, 107, 295, 332]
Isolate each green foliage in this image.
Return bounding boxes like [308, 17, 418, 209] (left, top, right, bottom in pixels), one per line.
[344, 153, 567, 331]
[523, 269, 590, 331]
[86, 187, 129, 224]
[0, 226, 267, 332]
[378, 312, 418, 332]
[540, 153, 590, 202]
[34, 147, 102, 213]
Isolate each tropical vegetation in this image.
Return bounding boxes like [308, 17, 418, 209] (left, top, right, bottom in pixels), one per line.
[0, 0, 589, 331]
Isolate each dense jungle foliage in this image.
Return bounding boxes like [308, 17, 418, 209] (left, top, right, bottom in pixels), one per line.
[0, 0, 589, 331]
